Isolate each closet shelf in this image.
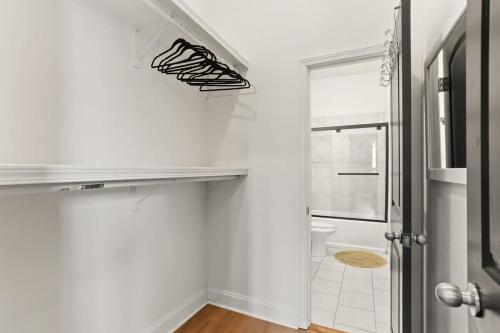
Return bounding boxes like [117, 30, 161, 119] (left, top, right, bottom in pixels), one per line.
[126, 0, 248, 70]
[142, 0, 249, 70]
[0, 165, 248, 195]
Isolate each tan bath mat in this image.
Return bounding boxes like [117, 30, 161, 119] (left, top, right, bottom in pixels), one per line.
[334, 250, 387, 268]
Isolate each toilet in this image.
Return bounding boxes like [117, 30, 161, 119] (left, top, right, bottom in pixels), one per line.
[311, 220, 337, 258]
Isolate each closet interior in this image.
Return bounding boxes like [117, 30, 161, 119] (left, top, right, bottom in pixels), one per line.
[0, 0, 250, 192]
[0, 1, 250, 330]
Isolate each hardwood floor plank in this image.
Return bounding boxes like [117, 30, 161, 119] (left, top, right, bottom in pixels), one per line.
[175, 305, 344, 333]
[307, 324, 344, 333]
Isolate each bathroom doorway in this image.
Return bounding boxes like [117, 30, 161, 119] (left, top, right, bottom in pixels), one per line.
[302, 52, 392, 332]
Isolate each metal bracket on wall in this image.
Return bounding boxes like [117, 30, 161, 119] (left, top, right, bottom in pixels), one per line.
[131, 24, 170, 69]
[130, 184, 159, 211]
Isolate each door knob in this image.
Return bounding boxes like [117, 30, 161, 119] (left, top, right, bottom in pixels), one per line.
[411, 233, 427, 245]
[435, 282, 481, 317]
[385, 231, 427, 247]
[385, 231, 401, 241]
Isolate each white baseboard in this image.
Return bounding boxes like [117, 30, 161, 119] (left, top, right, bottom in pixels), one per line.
[141, 289, 207, 333]
[207, 288, 298, 329]
[326, 241, 386, 254]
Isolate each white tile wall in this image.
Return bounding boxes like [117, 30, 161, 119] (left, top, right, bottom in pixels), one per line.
[310, 117, 387, 221]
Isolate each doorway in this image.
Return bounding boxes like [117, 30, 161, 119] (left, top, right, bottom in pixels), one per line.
[300, 51, 392, 332]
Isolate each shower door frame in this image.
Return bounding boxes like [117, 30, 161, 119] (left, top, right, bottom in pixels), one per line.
[297, 45, 387, 329]
[311, 122, 389, 223]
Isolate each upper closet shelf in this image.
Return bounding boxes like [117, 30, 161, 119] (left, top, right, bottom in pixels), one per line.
[123, 0, 249, 70]
[144, 0, 248, 70]
[0, 165, 247, 195]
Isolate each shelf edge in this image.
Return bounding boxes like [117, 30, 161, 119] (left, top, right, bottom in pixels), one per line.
[0, 165, 248, 187]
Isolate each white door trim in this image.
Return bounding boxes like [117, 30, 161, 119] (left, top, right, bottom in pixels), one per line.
[297, 45, 385, 329]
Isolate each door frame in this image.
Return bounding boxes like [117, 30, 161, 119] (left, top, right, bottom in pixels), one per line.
[297, 45, 386, 328]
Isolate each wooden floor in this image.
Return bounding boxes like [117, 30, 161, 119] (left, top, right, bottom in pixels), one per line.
[175, 304, 344, 333]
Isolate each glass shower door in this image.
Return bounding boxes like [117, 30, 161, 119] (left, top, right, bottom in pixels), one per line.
[311, 123, 388, 222]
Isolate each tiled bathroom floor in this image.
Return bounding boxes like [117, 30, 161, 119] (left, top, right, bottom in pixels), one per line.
[310, 248, 390, 333]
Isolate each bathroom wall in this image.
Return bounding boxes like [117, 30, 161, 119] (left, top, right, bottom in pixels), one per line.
[310, 60, 389, 221]
[200, 0, 395, 328]
[310, 59, 389, 127]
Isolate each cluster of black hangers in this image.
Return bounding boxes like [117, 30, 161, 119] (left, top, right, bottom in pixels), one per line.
[151, 38, 251, 91]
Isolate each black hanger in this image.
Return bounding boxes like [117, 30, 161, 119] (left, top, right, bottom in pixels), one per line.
[180, 61, 243, 84]
[160, 51, 214, 74]
[155, 39, 215, 73]
[152, 39, 214, 74]
[151, 38, 185, 69]
[199, 79, 251, 91]
[151, 39, 251, 92]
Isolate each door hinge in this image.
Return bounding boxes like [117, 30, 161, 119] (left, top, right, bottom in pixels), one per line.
[306, 206, 310, 216]
[438, 77, 450, 92]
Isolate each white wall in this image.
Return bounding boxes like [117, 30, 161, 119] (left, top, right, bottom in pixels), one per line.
[417, 0, 467, 332]
[198, 0, 395, 327]
[0, 0, 225, 331]
[310, 59, 389, 124]
[0, 184, 207, 333]
[0, 0, 210, 166]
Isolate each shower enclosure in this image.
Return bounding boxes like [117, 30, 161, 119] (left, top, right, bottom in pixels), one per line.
[311, 123, 388, 222]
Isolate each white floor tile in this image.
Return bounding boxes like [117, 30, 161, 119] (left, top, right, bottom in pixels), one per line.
[316, 268, 344, 282]
[376, 322, 391, 333]
[311, 250, 391, 333]
[320, 259, 346, 272]
[374, 289, 390, 306]
[311, 291, 339, 311]
[339, 291, 374, 311]
[375, 304, 390, 325]
[327, 247, 345, 255]
[335, 305, 376, 332]
[373, 277, 390, 291]
[341, 278, 373, 295]
[311, 307, 335, 328]
[312, 278, 342, 295]
[311, 256, 323, 264]
[372, 266, 390, 279]
[344, 267, 372, 281]
[334, 323, 373, 333]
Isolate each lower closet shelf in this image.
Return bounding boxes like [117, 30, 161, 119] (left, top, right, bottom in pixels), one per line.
[0, 165, 248, 195]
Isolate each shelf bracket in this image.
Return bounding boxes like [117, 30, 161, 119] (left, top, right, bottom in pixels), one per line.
[131, 23, 170, 69]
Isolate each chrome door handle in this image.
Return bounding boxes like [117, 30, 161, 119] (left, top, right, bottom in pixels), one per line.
[385, 232, 427, 247]
[411, 233, 427, 245]
[385, 231, 401, 241]
[435, 282, 482, 317]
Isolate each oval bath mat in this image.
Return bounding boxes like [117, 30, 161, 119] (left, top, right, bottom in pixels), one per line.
[334, 250, 387, 268]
